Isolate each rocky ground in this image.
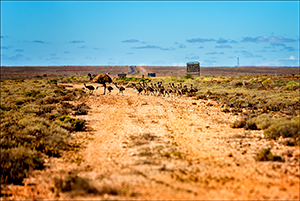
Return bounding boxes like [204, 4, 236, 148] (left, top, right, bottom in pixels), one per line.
[1, 84, 299, 200]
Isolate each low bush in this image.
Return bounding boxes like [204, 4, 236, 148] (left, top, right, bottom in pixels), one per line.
[54, 174, 136, 197]
[24, 89, 40, 97]
[234, 81, 243, 87]
[0, 147, 44, 184]
[255, 147, 284, 162]
[54, 174, 99, 195]
[264, 116, 299, 140]
[286, 81, 300, 86]
[185, 73, 194, 79]
[246, 114, 274, 130]
[0, 77, 89, 185]
[57, 115, 86, 131]
[230, 119, 246, 128]
[54, 89, 67, 96]
[242, 115, 300, 145]
[47, 78, 59, 85]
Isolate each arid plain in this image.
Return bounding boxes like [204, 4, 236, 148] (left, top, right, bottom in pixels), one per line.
[1, 66, 299, 200]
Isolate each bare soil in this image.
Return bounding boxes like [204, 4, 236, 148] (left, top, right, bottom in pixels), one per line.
[1, 84, 299, 200]
[1, 66, 299, 80]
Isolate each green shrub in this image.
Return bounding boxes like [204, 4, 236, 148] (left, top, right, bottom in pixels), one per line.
[0, 78, 89, 185]
[57, 115, 85, 131]
[118, 76, 140, 82]
[0, 104, 9, 111]
[54, 89, 67, 96]
[24, 90, 40, 97]
[276, 80, 285, 85]
[0, 146, 44, 184]
[175, 79, 185, 83]
[246, 114, 274, 130]
[255, 147, 283, 162]
[230, 119, 246, 128]
[185, 73, 194, 79]
[47, 78, 59, 85]
[286, 81, 300, 86]
[54, 174, 99, 195]
[14, 97, 36, 105]
[37, 93, 47, 98]
[234, 81, 243, 87]
[244, 115, 299, 145]
[203, 77, 213, 81]
[264, 116, 300, 139]
[1, 115, 71, 157]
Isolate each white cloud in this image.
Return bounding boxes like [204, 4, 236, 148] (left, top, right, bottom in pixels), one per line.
[172, 62, 185, 66]
[260, 55, 299, 66]
[241, 36, 296, 43]
[152, 60, 166, 65]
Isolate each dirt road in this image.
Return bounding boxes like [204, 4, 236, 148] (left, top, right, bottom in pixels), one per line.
[4, 84, 299, 200]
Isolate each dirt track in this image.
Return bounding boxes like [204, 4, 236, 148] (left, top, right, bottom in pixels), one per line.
[3, 83, 299, 200]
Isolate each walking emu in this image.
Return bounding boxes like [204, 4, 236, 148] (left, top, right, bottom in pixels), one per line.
[89, 73, 113, 95]
[114, 82, 125, 95]
[107, 86, 113, 94]
[84, 83, 98, 93]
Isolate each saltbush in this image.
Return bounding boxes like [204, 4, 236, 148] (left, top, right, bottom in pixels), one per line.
[0, 77, 88, 184]
[0, 147, 44, 184]
[245, 115, 299, 145]
[57, 115, 85, 131]
[264, 116, 300, 139]
[24, 89, 40, 97]
[255, 147, 283, 162]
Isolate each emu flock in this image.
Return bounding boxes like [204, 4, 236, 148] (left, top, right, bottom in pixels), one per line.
[131, 81, 198, 97]
[84, 80, 198, 97]
[83, 73, 198, 97]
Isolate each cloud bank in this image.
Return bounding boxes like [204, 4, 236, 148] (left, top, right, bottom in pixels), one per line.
[1, 54, 32, 61]
[241, 36, 296, 43]
[32, 40, 46, 44]
[122, 39, 140, 43]
[186, 38, 216, 43]
[215, 45, 232, 48]
[69, 40, 85, 43]
[132, 45, 174, 51]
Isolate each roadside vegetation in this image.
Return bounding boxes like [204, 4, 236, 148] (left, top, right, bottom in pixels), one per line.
[0, 78, 88, 184]
[121, 74, 300, 147]
[1, 73, 299, 190]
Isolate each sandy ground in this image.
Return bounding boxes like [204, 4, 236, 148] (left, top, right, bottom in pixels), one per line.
[1, 83, 299, 200]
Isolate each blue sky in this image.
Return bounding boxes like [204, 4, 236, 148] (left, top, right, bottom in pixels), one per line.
[1, 1, 299, 67]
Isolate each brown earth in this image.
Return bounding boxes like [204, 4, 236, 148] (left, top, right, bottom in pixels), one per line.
[1, 66, 299, 80]
[1, 84, 299, 200]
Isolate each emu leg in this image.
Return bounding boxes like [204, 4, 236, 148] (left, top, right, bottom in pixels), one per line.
[103, 83, 106, 95]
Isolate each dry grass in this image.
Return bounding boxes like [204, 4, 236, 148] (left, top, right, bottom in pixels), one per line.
[0, 77, 89, 184]
[255, 146, 284, 162]
[1, 73, 299, 200]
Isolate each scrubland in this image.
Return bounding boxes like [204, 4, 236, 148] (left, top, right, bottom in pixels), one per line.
[1, 73, 299, 200]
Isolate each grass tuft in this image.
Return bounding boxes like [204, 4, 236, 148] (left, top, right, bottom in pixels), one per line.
[0, 147, 44, 184]
[57, 115, 86, 131]
[0, 77, 88, 185]
[255, 147, 284, 162]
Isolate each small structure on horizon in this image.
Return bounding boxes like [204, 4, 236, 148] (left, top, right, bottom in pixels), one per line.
[187, 61, 200, 76]
[148, 73, 156, 77]
[118, 73, 127, 78]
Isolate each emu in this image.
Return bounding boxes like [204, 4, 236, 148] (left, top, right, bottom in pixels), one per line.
[107, 86, 114, 94]
[90, 73, 113, 95]
[132, 83, 144, 95]
[84, 83, 98, 93]
[114, 82, 125, 95]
